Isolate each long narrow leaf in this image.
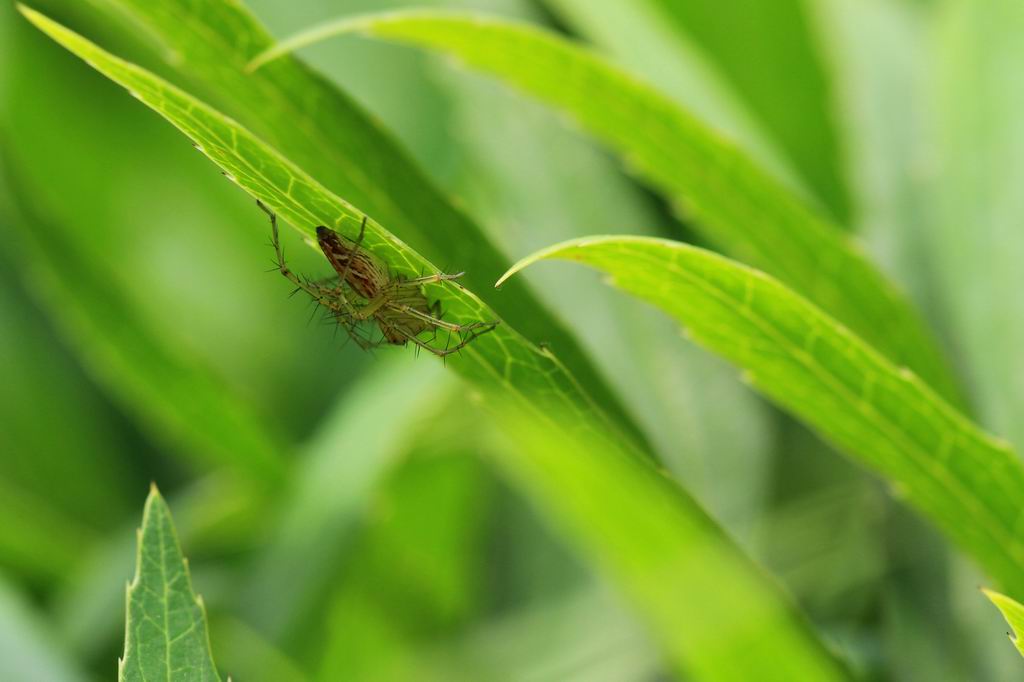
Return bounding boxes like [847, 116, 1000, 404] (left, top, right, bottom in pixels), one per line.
[931, 0, 1024, 450]
[73, 0, 644, 450]
[19, 9, 850, 679]
[497, 236, 1024, 596]
[0, 148, 287, 485]
[487, 403, 849, 681]
[250, 10, 960, 405]
[649, 0, 851, 221]
[15, 5, 622, 454]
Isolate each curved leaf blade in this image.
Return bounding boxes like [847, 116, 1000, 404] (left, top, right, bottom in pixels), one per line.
[13, 5, 594, 438]
[20, 9, 851, 678]
[16, 4, 643, 467]
[250, 10, 960, 405]
[498, 236, 1024, 596]
[120, 485, 220, 682]
[72, 0, 645, 452]
[984, 589, 1024, 659]
[489, 403, 851, 681]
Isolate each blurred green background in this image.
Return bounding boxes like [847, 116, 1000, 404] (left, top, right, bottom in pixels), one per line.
[1, 0, 1023, 679]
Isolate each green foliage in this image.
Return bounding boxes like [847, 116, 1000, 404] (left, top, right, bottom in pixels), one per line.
[250, 10, 960, 405]
[498, 236, 1024, 596]
[0, 154, 287, 485]
[74, 0, 642, 450]
[15, 5, 625, 456]
[18, 5, 847, 679]
[3, 0, 1024, 680]
[488, 404, 849, 681]
[120, 486, 220, 682]
[986, 590, 1024, 659]
[650, 0, 850, 221]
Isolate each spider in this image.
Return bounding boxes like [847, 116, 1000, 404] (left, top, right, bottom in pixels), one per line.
[258, 201, 498, 357]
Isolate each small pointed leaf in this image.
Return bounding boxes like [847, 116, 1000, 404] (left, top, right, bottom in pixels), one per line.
[120, 486, 221, 682]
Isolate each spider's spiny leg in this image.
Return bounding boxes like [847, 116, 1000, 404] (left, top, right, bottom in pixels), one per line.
[259, 200, 325, 300]
[391, 272, 466, 288]
[385, 302, 497, 334]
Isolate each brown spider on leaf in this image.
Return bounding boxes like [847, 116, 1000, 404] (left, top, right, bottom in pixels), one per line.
[259, 201, 498, 356]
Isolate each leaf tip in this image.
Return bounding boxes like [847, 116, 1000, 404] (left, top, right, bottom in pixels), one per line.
[494, 268, 515, 289]
[15, 3, 43, 25]
[144, 481, 166, 512]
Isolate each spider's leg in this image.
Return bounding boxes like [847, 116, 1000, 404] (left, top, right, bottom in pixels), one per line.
[340, 292, 390, 322]
[385, 302, 498, 335]
[390, 322, 496, 357]
[390, 272, 466, 288]
[260, 200, 330, 300]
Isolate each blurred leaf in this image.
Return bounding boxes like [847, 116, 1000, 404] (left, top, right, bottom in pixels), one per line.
[70, 0, 644, 451]
[0, 575, 88, 682]
[984, 590, 1024, 659]
[240, 357, 448, 639]
[543, 0, 802, 196]
[811, 0, 937, 308]
[931, 0, 1024, 450]
[485, 402, 849, 681]
[498, 236, 1024, 596]
[121, 485, 221, 682]
[0, 259, 135, 531]
[210, 617, 307, 682]
[316, 450, 491, 682]
[438, 582, 665, 681]
[251, 10, 959, 406]
[0, 148, 288, 486]
[649, 0, 850, 221]
[0, 478, 94, 583]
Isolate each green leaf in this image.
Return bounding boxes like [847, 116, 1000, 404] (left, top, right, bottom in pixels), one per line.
[317, 450, 492, 681]
[0, 477, 94, 583]
[985, 590, 1024, 659]
[0, 151, 287, 485]
[542, 0, 801, 194]
[249, 10, 960, 406]
[19, 10, 850, 678]
[70, 0, 644, 452]
[931, 0, 1024, 450]
[648, 0, 851, 222]
[15, 4, 639, 463]
[0, 576, 89, 682]
[497, 236, 1024, 596]
[241, 357, 449, 639]
[120, 485, 221, 682]
[434, 34, 774, 533]
[486, 402, 850, 681]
